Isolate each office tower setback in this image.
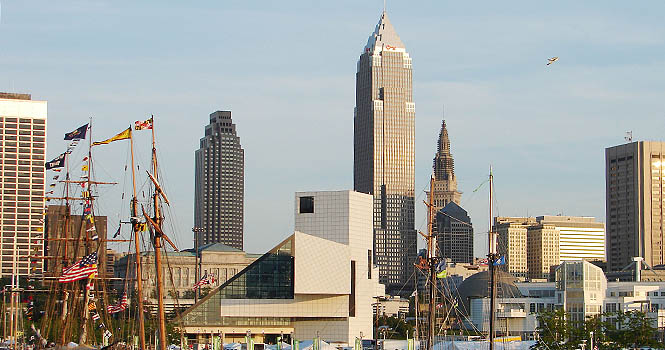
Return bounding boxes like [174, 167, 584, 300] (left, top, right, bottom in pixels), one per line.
[354, 11, 416, 293]
[606, 141, 665, 271]
[428, 120, 462, 211]
[435, 202, 473, 264]
[194, 111, 244, 250]
[0, 93, 47, 277]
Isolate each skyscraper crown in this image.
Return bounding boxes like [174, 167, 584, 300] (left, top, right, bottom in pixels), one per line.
[364, 11, 405, 52]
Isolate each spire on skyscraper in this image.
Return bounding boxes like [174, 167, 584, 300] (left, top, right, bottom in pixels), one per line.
[434, 119, 455, 181]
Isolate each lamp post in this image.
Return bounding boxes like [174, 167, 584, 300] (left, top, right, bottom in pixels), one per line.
[192, 227, 205, 302]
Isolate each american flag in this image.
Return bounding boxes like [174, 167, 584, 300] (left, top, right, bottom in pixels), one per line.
[59, 252, 97, 283]
[192, 273, 216, 290]
[107, 293, 129, 314]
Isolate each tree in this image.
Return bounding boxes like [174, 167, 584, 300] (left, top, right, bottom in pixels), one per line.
[533, 309, 661, 350]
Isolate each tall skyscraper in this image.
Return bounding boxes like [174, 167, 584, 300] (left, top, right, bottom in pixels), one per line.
[354, 11, 416, 293]
[428, 120, 462, 212]
[0, 93, 47, 277]
[194, 111, 244, 250]
[606, 141, 665, 271]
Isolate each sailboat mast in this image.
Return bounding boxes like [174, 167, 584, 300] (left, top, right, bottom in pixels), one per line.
[130, 128, 147, 350]
[79, 118, 93, 345]
[488, 167, 496, 350]
[151, 116, 168, 350]
[426, 175, 436, 350]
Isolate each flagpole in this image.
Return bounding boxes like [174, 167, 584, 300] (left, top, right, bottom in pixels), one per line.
[130, 128, 147, 350]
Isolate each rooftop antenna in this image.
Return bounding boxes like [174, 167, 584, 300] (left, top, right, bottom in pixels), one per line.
[383, 0, 386, 13]
[625, 131, 633, 143]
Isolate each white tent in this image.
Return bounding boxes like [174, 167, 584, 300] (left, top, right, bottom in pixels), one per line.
[296, 340, 338, 350]
[433, 341, 535, 350]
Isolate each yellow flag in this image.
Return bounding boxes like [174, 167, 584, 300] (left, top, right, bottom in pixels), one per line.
[81, 165, 89, 171]
[92, 127, 131, 146]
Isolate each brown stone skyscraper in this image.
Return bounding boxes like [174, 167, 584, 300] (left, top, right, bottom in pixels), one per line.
[354, 11, 416, 294]
[428, 120, 462, 212]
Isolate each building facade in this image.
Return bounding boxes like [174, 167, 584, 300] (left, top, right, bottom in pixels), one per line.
[606, 141, 665, 271]
[428, 120, 462, 211]
[435, 202, 473, 264]
[526, 223, 561, 280]
[495, 216, 605, 280]
[0, 93, 46, 277]
[194, 111, 244, 250]
[461, 261, 665, 339]
[495, 217, 535, 279]
[115, 242, 258, 312]
[177, 190, 384, 346]
[44, 204, 108, 279]
[353, 11, 416, 294]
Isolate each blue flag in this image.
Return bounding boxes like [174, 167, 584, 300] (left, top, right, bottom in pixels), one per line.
[494, 255, 506, 266]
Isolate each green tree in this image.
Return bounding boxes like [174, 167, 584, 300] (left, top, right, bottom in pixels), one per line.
[533, 309, 661, 350]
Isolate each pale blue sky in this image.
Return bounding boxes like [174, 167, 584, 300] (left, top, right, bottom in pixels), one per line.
[2, 1, 664, 257]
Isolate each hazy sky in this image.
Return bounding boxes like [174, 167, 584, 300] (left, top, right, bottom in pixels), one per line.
[2, 1, 664, 257]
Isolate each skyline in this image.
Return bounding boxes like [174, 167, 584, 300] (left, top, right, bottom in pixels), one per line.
[2, 1, 665, 257]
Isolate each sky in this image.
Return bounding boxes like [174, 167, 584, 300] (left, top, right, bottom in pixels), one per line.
[1, 1, 665, 257]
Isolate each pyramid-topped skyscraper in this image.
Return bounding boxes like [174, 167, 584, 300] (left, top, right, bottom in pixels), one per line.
[354, 11, 416, 295]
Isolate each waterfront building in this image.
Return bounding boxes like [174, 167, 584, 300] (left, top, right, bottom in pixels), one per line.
[606, 141, 665, 271]
[194, 111, 244, 250]
[177, 190, 384, 346]
[0, 93, 47, 277]
[458, 260, 665, 339]
[354, 11, 416, 294]
[115, 242, 258, 312]
[435, 202, 473, 264]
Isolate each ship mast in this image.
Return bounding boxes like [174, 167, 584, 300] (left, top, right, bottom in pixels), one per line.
[423, 175, 437, 350]
[129, 128, 147, 350]
[487, 167, 496, 350]
[149, 116, 168, 350]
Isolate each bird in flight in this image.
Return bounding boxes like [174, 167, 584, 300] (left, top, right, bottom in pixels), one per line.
[546, 57, 559, 66]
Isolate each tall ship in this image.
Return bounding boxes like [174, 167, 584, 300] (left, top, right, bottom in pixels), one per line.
[4, 117, 181, 350]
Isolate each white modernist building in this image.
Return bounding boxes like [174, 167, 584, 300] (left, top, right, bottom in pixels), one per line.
[178, 190, 384, 346]
[461, 261, 665, 339]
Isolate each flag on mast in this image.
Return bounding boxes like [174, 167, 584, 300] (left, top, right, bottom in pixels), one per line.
[92, 128, 131, 146]
[59, 252, 98, 283]
[64, 124, 89, 140]
[134, 117, 153, 130]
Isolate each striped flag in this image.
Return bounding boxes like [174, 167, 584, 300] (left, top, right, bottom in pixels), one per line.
[59, 252, 97, 283]
[92, 313, 100, 321]
[107, 293, 129, 314]
[192, 273, 216, 290]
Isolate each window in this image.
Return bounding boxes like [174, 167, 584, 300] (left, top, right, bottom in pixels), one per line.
[299, 196, 314, 213]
